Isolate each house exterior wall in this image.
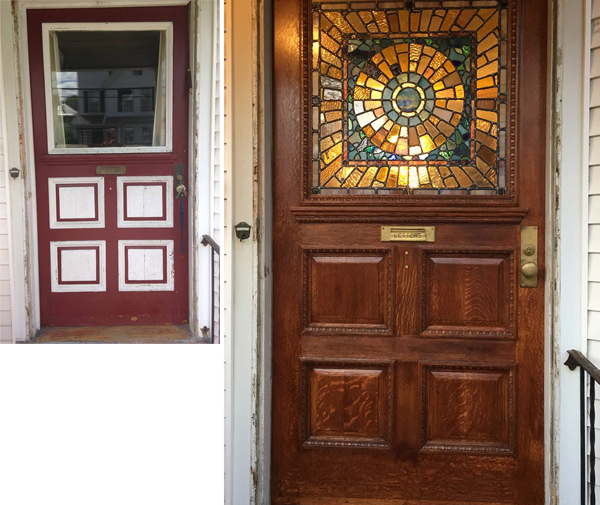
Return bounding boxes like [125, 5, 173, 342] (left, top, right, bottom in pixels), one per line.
[0, 93, 11, 344]
[589, 1, 600, 500]
[588, 2, 599, 346]
[212, 0, 221, 342]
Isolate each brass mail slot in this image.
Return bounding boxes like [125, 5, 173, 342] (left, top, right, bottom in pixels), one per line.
[95, 165, 126, 175]
[381, 226, 436, 242]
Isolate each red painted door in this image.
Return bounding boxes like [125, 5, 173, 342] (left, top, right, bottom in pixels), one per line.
[28, 7, 189, 327]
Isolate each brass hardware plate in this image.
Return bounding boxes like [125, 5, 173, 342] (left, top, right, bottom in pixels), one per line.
[520, 226, 539, 287]
[175, 164, 185, 197]
[95, 165, 126, 175]
[381, 226, 435, 242]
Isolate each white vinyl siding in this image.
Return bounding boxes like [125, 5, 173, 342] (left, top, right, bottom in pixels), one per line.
[0, 94, 10, 343]
[589, 2, 600, 501]
[212, 0, 221, 344]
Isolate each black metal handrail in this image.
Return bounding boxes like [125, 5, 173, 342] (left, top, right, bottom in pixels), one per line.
[566, 349, 600, 505]
[201, 234, 220, 344]
[201, 234, 220, 255]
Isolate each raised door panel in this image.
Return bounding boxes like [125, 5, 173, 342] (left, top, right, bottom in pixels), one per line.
[50, 240, 106, 293]
[118, 240, 175, 292]
[302, 360, 394, 449]
[117, 176, 174, 228]
[421, 363, 515, 454]
[304, 249, 394, 335]
[48, 177, 105, 229]
[421, 250, 515, 339]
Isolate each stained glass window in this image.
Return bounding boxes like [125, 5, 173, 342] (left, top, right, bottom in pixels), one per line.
[312, 0, 509, 195]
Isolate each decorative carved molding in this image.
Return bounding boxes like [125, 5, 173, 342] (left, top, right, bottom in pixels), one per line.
[292, 206, 529, 224]
[301, 0, 312, 203]
[508, 0, 518, 200]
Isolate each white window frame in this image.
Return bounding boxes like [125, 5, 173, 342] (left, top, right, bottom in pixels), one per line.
[41, 21, 174, 155]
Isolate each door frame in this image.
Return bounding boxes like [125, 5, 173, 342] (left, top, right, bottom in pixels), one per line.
[226, 0, 586, 503]
[2, 0, 218, 340]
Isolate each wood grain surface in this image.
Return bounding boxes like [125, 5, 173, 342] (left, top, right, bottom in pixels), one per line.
[272, 0, 546, 503]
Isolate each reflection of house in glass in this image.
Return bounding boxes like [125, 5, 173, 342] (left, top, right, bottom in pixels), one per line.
[52, 30, 164, 149]
[60, 69, 157, 147]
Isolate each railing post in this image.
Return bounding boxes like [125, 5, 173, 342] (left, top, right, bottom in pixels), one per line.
[211, 247, 215, 344]
[584, 368, 588, 505]
[592, 378, 596, 505]
[566, 350, 600, 505]
[201, 234, 220, 344]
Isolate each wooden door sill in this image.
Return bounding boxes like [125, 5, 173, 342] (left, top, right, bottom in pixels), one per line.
[29, 325, 205, 344]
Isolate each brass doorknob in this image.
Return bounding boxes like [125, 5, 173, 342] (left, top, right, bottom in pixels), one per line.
[521, 262, 539, 278]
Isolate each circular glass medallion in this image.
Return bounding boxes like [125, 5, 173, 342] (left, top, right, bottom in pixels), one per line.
[395, 86, 422, 114]
[352, 42, 466, 158]
[391, 83, 426, 117]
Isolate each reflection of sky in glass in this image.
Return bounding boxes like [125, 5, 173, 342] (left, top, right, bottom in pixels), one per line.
[57, 72, 78, 97]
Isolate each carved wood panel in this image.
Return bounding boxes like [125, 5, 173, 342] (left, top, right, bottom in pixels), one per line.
[301, 359, 394, 449]
[303, 249, 394, 335]
[421, 363, 515, 454]
[421, 249, 515, 339]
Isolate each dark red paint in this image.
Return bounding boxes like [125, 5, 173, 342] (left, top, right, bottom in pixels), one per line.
[28, 7, 190, 326]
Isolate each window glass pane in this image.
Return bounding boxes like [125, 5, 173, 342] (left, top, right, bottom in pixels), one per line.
[312, 2, 508, 195]
[48, 30, 168, 150]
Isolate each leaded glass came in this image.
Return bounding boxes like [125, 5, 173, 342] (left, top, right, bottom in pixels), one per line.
[312, 1, 509, 194]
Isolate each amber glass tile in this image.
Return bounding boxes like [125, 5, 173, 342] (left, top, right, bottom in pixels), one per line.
[313, 1, 507, 192]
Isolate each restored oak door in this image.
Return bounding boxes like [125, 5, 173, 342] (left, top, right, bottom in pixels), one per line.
[28, 7, 189, 326]
[272, 0, 546, 503]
